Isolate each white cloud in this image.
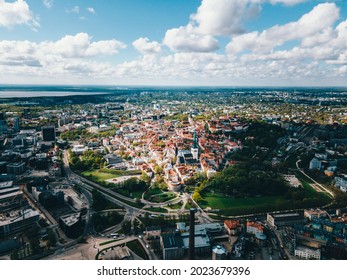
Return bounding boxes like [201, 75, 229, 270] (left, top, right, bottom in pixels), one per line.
[132, 37, 161, 54]
[87, 7, 96, 14]
[162, 0, 321, 53]
[163, 0, 261, 52]
[42, 33, 126, 58]
[1, 1, 347, 85]
[0, 0, 39, 29]
[163, 25, 219, 52]
[43, 0, 53, 9]
[0, 33, 126, 82]
[191, 0, 261, 36]
[268, 0, 308, 6]
[226, 3, 340, 55]
[114, 51, 344, 86]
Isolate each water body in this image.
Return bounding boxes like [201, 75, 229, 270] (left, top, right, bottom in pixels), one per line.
[0, 85, 346, 98]
[0, 85, 129, 98]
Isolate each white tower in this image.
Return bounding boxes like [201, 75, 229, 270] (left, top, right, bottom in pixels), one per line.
[191, 130, 199, 160]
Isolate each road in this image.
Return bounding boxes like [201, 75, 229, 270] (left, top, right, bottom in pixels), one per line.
[296, 160, 335, 198]
[45, 235, 157, 260]
[63, 150, 198, 218]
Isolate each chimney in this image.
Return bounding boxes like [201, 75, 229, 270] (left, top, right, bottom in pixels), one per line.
[189, 208, 196, 260]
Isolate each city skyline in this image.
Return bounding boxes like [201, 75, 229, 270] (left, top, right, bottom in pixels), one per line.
[1, 0, 347, 87]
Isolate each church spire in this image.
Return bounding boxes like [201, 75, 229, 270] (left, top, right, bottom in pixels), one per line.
[193, 130, 198, 149]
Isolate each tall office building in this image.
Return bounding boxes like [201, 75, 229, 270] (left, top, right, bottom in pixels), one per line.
[13, 117, 20, 132]
[42, 126, 56, 142]
[0, 113, 7, 135]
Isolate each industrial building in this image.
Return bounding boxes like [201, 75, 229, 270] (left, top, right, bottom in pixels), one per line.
[160, 233, 185, 260]
[160, 222, 223, 260]
[267, 212, 306, 229]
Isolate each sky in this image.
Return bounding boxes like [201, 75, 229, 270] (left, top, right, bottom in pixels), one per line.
[0, 0, 347, 87]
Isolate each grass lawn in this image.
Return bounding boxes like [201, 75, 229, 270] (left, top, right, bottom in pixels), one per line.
[82, 169, 118, 183]
[295, 171, 331, 198]
[149, 192, 176, 203]
[185, 200, 196, 210]
[199, 192, 288, 216]
[144, 187, 163, 200]
[147, 188, 164, 196]
[100, 168, 142, 176]
[130, 191, 144, 199]
[167, 201, 183, 210]
[113, 188, 144, 199]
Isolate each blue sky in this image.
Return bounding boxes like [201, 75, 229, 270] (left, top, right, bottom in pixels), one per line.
[0, 0, 347, 86]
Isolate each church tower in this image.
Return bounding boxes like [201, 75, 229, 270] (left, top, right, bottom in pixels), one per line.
[191, 130, 199, 160]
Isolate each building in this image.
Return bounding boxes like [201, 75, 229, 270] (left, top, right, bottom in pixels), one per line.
[104, 154, 124, 165]
[144, 226, 161, 238]
[281, 227, 296, 255]
[246, 221, 263, 235]
[309, 158, 322, 170]
[267, 212, 306, 229]
[71, 145, 88, 155]
[58, 116, 71, 127]
[255, 232, 267, 246]
[294, 246, 321, 260]
[0, 119, 7, 135]
[59, 213, 82, 238]
[6, 162, 26, 175]
[42, 126, 56, 142]
[335, 175, 347, 193]
[0, 181, 28, 212]
[160, 233, 185, 260]
[325, 240, 346, 259]
[0, 208, 40, 237]
[304, 209, 328, 221]
[224, 220, 242, 235]
[13, 117, 20, 132]
[212, 245, 227, 260]
[181, 229, 211, 256]
[0, 239, 21, 255]
[160, 223, 223, 259]
[191, 131, 199, 160]
[184, 223, 222, 256]
[23, 108, 31, 119]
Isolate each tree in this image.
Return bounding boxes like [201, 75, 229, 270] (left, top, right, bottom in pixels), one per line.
[154, 165, 163, 175]
[29, 238, 41, 255]
[140, 171, 151, 183]
[122, 221, 132, 235]
[10, 249, 20, 260]
[192, 191, 202, 202]
[47, 229, 57, 248]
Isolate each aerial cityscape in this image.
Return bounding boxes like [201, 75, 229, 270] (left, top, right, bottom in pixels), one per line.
[0, 0, 347, 261]
[0, 86, 346, 260]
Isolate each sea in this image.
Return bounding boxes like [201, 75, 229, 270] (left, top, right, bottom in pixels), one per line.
[0, 85, 130, 98]
[0, 85, 346, 98]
